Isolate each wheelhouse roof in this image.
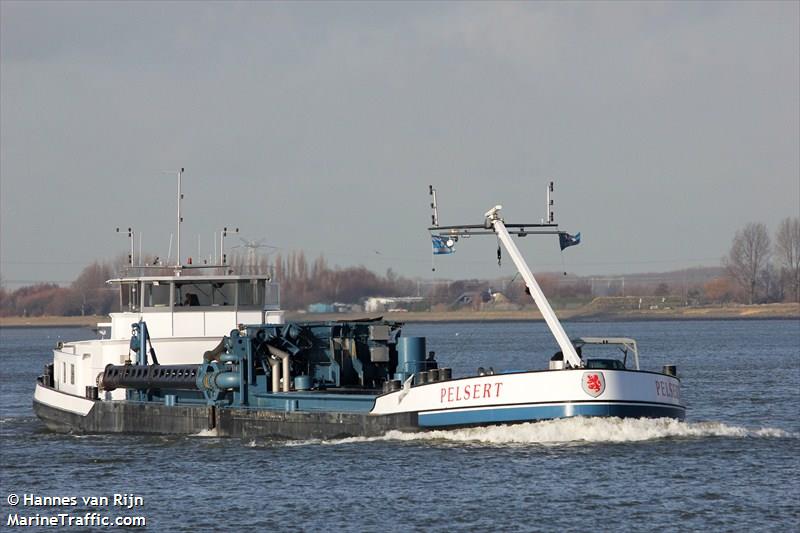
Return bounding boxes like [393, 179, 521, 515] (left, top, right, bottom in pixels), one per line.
[572, 337, 637, 346]
[107, 274, 271, 284]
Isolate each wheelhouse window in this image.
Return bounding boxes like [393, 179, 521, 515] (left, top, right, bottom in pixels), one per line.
[237, 280, 265, 308]
[174, 282, 234, 308]
[119, 282, 140, 312]
[265, 282, 280, 310]
[143, 281, 171, 308]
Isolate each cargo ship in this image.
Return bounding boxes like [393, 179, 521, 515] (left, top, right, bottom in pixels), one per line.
[32, 177, 684, 439]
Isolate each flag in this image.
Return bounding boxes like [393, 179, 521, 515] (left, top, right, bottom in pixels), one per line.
[432, 235, 455, 255]
[559, 232, 581, 251]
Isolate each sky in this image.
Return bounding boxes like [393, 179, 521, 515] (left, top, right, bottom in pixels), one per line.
[1, 1, 798, 287]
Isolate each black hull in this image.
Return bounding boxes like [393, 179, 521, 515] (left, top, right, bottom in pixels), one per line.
[33, 389, 419, 440]
[220, 407, 419, 440]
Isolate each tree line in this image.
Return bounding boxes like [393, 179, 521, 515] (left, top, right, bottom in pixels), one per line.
[0, 262, 117, 317]
[269, 251, 417, 309]
[1, 216, 797, 316]
[722, 217, 799, 304]
[0, 252, 420, 316]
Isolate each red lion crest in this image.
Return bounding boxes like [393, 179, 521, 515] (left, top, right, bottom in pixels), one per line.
[581, 372, 605, 397]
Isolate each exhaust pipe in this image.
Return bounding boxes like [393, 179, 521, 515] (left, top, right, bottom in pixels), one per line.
[268, 357, 281, 393]
[267, 346, 291, 393]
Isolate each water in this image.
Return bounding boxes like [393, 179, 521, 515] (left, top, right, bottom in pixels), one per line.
[1, 320, 798, 531]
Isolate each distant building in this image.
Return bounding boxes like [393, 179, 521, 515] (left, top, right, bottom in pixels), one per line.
[451, 289, 494, 310]
[307, 303, 335, 314]
[364, 296, 425, 313]
[307, 302, 363, 314]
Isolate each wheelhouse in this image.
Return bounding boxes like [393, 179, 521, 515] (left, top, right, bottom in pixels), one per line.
[114, 275, 280, 312]
[107, 275, 282, 340]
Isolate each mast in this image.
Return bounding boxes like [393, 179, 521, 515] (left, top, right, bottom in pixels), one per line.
[113, 168, 248, 274]
[115, 227, 135, 266]
[428, 183, 582, 368]
[176, 167, 184, 269]
[429, 185, 439, 227]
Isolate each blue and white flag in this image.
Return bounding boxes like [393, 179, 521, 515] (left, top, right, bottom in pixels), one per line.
[559, 232, 581, 251]
[432, 235, 455, 255]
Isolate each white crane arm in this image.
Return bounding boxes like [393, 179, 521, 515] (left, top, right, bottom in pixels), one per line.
[488, 210, 582, 368]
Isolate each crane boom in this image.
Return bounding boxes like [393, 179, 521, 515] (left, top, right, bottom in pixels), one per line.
[486, 207, 583, 368]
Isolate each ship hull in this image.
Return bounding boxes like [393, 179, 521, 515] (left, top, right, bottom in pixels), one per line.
[371, 367, 685, 427]
[33, 382, 418, 439]
[34, 365, 685, 439]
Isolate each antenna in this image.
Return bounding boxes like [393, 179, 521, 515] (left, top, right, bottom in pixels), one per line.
[176, 168, 184, 268]
[429, 185, 439, 227]
[116, 227, 135, 265]
[546, 180, 554, 223]
[160, 167, 185, 268]
[220, 226, 239, 265]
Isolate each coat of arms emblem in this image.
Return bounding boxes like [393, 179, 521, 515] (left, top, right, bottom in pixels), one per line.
[582, 372, 605, 397]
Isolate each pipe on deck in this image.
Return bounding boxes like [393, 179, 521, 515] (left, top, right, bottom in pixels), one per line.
[267, 346, 291, 393]
[268, 357, 281, 393]
[202, 339, 227, 363]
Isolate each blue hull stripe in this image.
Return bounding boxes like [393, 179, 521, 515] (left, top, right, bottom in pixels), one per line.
[418, 403, 685, 427]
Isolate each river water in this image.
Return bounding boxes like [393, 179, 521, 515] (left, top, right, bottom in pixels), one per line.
[1, 319, 798, 531]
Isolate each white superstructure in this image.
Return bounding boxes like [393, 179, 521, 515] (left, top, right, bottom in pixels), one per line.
[49, 274, 284, 402]
[46, 168, 285, 404]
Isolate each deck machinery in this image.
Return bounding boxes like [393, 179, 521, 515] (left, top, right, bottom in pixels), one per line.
[99, 319, 441, 411]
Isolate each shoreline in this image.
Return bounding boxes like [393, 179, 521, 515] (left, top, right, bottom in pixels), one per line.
[1, 303, 797, 328]
[292, 303, 799, 323]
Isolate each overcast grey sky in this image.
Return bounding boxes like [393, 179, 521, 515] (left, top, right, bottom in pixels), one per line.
[1, 1, 798, 287]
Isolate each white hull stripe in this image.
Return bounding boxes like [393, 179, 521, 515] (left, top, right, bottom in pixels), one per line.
[421, 399, 682, 416]
[33, 383, 94, 416]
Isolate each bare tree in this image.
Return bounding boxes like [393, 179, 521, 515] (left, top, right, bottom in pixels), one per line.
[759, 263, 784, 303]
[703, 276, 739, 304]
[725, 222, 771, 304]
[775, 217, 800, 302]
[71, 261, 115, 315]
